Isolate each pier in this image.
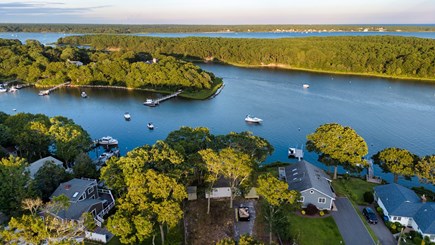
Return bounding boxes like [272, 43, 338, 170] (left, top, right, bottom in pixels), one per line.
[366, 159, 382, 183]
[39, 82, 70, 96]
[143, 90, 182, 106]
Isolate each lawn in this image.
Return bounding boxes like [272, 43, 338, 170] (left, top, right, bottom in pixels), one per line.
[332, 177, 379, 205]
[287, 213, 343, 245]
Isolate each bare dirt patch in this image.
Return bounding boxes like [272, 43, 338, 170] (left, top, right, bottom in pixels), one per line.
[185, 198, 235, 245]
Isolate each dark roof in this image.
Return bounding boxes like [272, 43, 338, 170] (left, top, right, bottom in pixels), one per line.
[374, 183, 421, 215]
[55, 199, 103, 220]
[284, 160, 334, 198]
[50, 178, 97, 202]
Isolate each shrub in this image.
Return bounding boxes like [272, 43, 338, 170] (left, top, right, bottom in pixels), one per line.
[306, 203, 318, 216]
[301, 210, 306, 215]
[376, 206, 383, 214]
[363, 191, 374, 204]
[319, 211, 325, 216]
[412, 237, 422, 245]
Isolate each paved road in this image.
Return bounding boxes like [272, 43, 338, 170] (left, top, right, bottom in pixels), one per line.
[359, 206, 396, 245]
[332, 197, 375, 245]
[234, 200, 256, 240]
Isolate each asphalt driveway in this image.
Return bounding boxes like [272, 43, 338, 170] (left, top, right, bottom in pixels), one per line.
[332, 197, 375, 245]
[359, 206, 396, 245]
[234, 200, 256, 240]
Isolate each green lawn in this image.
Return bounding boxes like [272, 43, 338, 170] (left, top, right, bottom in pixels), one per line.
[180, 78, 223, 100]
[287, 213, 343, 245]
[332, 177, 379, 205]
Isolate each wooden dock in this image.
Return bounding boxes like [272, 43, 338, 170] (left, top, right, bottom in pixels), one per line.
[39, 82, 70, 96]
[143, 90, 182, 106]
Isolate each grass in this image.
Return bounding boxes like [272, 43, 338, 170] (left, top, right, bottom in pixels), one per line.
[332, 176, 379, 205]
[179, 78, 223, 100]
[287, 213, 343, 245]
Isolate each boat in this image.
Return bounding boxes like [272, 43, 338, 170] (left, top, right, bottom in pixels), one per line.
[15, 84, 23, 89]
[124, 112, 131, 120]
[303, 84, 310, 88]
[143, 99, 158, 107]
[147, 122, 154, 130]
[96, 149, 120, 165]
[245, 115, 263, 123]
[8, 86, 17, 93]
[0, 86, 6, 93]
[39, 90, 49, 96]
[97, 136, 118, 146]
[81, 91, 87, 98]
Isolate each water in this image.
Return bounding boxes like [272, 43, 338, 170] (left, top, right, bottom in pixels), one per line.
[0, 31, 434, 45]
[1, 64, 435, 191]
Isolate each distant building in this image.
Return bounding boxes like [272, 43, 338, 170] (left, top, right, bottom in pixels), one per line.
[205, 178, 232, 199]
[67, 59, 83, 66]
[374, 183, 435, 242]
[280, 160, 335, 210]
[28, 156, 63, 179]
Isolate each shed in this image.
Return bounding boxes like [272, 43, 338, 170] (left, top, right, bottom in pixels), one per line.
[244, 187, 259, 199]
[187, 186, 197, 201]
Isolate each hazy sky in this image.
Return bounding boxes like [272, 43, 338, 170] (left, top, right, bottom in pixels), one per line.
[0, 0, 434, 24]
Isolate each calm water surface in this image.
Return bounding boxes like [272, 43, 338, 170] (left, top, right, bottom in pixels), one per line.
[1, 64, 435, 190]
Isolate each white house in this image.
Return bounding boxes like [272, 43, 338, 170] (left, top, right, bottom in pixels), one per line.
[374, 183, 435, 242]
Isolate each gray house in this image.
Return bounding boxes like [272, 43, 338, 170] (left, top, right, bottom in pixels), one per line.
[280, 160, 335, 210]
[374, 184, 435, 242]
[49, 178, 115, 227]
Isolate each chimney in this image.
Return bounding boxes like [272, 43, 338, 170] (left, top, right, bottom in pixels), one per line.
[64, 184, 71, 190]
[421, 194, 427, 203]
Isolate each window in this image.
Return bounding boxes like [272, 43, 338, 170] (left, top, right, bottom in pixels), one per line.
[318, 197, 326, 204]
[310, 190, 314, 194]
[87, 187, 93, 195]
[299, 196, 305, 202]
[78, 194, 85, 201]
[393, 216, 402, 221]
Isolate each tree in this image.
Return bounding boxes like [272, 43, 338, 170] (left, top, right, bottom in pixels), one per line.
[373, 147, 415, 183]
[0, 124, 12, 146]
[72, 152, 98, 179]
[306, 123, 368, 179]
[415, 155, 435, 184]
[256, 173, 299, 245]
[0, 156, 31, 215]
[31, 161, 71, 200]
[198, 148, 224, 214]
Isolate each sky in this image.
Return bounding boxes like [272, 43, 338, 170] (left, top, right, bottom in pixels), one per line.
[0, 0, 434, 25]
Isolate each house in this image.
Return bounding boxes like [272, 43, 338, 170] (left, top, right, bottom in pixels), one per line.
[28, 156, 63, 179]
[374, 183, 435, 242]
[49, 178, 115, 227]
[67, 59, 83, 66]
[205, 178, 232, 199]
[280, 160, 335, 210]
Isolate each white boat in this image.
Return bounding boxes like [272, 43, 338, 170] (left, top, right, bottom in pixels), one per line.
[303, 84, 310, 88]
[8, 86, 17, 93]
[143, 99, 158, 107]
[124, 112, 131, 120]
[97, 149, 120, 165]
[0, 86, 7, 93]
[245, 115, 263, 123]
[39, 90, 49, 96]
[97, 136, 118, 146]
[147, 122, 154, 130]
[81, 91, 87, 98]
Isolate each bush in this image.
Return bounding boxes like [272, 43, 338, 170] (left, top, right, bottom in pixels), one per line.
[412, 237, 422, 245]
[306, 204, 318, 216]
[319, 211, 325, 216]
[363, 191, 374, 204]
[301, 210, 306, 215]
[376, 206, 383, 214]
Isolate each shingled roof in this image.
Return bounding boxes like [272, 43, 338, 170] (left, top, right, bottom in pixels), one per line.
[51, 178, 97, 202]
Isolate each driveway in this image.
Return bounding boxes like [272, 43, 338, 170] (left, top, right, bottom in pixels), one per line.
[359, 206, 396, 245]
[332, 197, 375, 245]
[234, 200, 256, 240]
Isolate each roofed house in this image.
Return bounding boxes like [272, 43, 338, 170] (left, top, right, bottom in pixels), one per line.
[28, 156, 63, 179]
[374, 183, 435, 242]
[205, 178, 232, 199]
[49, 178, 115, 227]
[280, 160, 335, 210]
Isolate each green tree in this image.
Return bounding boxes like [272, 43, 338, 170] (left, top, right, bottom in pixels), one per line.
[198, 148, 224, 214]
[72, 152, 98, 179]
[415, 155, 435, 184]
[0, 124, 12, 146]
[31, 161, 71, 200]
[0, 156, 31, 215]
[306, 123, 368, 179]
[373, 147, 415, 183]
[256, 173, 299, 245]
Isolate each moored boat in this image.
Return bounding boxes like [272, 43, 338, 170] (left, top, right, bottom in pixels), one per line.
[81, 91, 87, 98]
[147, 122, 154, 130]
[8, 86, 17, 93]
[144, 99, 158, 107]
[303, 84, 310, 88]
[39, 90, 49, 96]
[245, 115, 263, 123]
[124, 112, 131, 120]
[97, 136, 118, 146]
[0, 86, 6, 93]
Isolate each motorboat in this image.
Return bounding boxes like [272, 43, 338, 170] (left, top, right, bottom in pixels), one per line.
[245, 115, 263, 123]
[39, 90, 49, 96]
[124, 112, 131, 121]
[8, 86, 17, 93]
[96, 149, 120, 165]
[143, 99, 158, 107]
[0, 85, 7, 93]
[147, 122, 154, 130]
[15, 84, 23, 89]
[303, 84, 310, 88]
[81, 91, 87, 98]
[97, 136, 118, 146]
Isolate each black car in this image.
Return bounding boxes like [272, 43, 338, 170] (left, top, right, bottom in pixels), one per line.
[362, 207, 378, 224]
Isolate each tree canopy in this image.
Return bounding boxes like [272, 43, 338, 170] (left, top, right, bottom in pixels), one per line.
[373, 147, 416, 183]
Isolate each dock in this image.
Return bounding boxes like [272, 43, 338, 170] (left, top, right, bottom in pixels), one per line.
[39, 82, 70, 96]
[288, 147, 304, 161]
[366, 159, 382, 183]
[143, 90, 182, 106]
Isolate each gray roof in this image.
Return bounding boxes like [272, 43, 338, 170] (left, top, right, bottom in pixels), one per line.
[375, 183, 435, 234]
[28, 156, 63, 178]
[374, 183, 421, 216]
[284, 160, 334, 198]
[54, 199, 103, 220]
[51, 178, 97, 202]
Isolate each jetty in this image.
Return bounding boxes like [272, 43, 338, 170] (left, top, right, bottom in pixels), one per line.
[366, 159, 382, 183]
[39, 82, 70, 96]
[144, 90, 182, 107]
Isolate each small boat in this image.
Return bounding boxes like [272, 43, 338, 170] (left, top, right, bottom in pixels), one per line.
[124, 112, 131, 121]
[39, 90, 49, 96]
[143, 99, 158, 107]
[97, 136, 118, 146]
[147, 122, 154, 130]
[303, 84, 310, 88]
[15, 84, 23, 89]
[8, 86, 17, 93]
[245, 115, 263, 123]
[81, 91, 87, 98]
[0, 86, 7, 93]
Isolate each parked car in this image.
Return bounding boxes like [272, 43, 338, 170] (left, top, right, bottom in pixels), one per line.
[362, 207, 378, 224]
[238, 205, 250, 222]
